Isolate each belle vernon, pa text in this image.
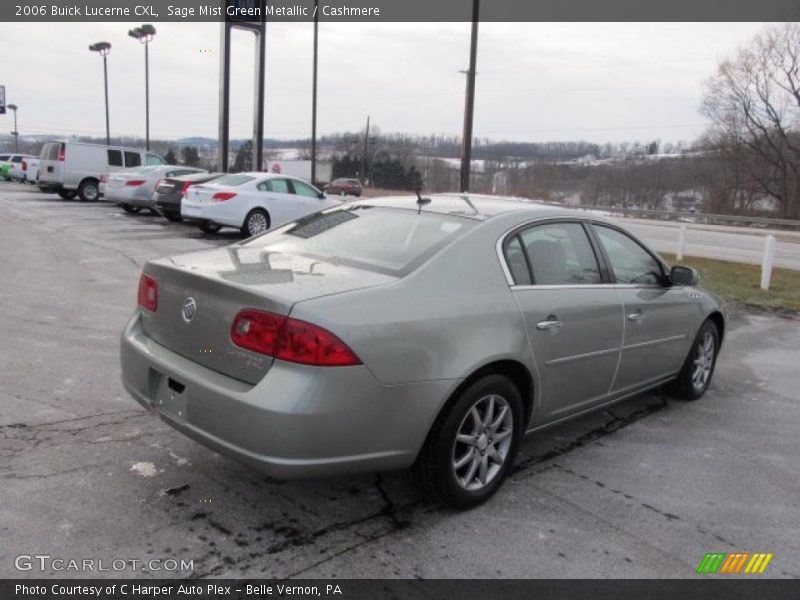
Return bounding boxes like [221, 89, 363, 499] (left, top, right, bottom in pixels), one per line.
[16, 584, 344, 597]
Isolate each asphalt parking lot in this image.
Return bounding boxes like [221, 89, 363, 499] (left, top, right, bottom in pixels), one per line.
[1, 182, 799, 579]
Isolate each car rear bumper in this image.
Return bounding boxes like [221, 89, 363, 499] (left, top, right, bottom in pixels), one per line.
[37, 181, 64, 193]
[120, 312, 455, 479]
[107, 187, 154, 207]
[181, 202, 243, 227]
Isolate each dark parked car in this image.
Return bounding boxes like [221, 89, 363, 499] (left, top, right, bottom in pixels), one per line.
[152, 172, 223, 222]
[324, 178, 362, 196]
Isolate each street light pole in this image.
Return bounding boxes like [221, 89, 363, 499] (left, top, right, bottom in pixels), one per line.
[311, 0, 319, 184]
[129, 24, 156, 151]
[460, 0, 480, 193]
[7, 104, 18, 152]
[89, 42, 112, 145]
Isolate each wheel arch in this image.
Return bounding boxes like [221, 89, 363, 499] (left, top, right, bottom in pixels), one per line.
[425, 359, 535, 447]
[707, 310, 725, 344]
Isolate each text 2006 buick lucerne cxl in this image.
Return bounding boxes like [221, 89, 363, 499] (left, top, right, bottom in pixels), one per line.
[121, 194, 724, 509]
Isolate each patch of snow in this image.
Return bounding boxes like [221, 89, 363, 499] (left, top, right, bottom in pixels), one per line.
[130, 462, 158, 477]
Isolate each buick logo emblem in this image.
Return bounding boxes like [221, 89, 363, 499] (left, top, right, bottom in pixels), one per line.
[182, 297, 197, 323]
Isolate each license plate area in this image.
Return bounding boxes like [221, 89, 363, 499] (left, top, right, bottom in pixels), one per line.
[148, 368, 188, 420]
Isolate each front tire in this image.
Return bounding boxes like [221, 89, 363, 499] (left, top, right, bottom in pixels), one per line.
[241, 208, 270, 237]
[78, 179, 100, 202]
[671, 319, 719, 400]
[413, 374, 523, 510]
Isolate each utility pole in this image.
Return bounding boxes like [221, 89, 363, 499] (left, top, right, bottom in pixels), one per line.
[459, 0, 479, 193]
[311, 0, 319, 184]
[361, 116, 370, 183]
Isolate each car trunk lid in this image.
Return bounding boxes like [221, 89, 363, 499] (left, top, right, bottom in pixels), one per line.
[141, 246, 397, 384]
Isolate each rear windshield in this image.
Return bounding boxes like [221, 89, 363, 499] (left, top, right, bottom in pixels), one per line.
[212, 174, 255, 187]
[244, 206, 476, 276]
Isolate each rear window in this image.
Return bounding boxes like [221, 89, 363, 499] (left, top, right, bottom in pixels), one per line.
[212, 174, 255, 187]
[0, 155, 9, 162]
[107, 149, 123, 167]
[40, 143, 62, 160]
[244, 207, 476, 276]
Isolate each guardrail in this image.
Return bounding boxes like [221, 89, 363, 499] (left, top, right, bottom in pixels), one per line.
[576, 206, 800, 230]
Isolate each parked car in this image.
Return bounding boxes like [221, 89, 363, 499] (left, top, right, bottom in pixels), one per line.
[152, 172, 224, 222]
[37, 141, 166, 202]
[181, 172, 337, 236]
[0, 154, 29, 181]
[9, 156, 39, 183]
[324, 178, 362, 196]
[103, 165, 206, 213]
[120, 194, 725, 509]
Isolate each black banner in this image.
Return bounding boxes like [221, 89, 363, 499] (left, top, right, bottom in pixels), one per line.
[2, 0, 800, 22]
[3, 580, 800, 600]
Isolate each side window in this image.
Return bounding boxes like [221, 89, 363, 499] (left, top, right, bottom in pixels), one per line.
[594, 225, 664, 285]
[124, 152, 142, 167]
[504, 236, 532, 285]
[146, 153, 166, 165]
[107, 150, 123, 167]
[518, 222, 601, 285]
[291, 180, 321, 198]
[268, 178, 291, 194]
[257, 180, 271, 192]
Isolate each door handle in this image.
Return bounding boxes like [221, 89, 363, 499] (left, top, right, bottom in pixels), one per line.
[536, 316, 563, 331]
[627, 310, 645, 322]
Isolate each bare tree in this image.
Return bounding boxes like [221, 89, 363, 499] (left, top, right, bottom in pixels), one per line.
[701, 22, 800, 218]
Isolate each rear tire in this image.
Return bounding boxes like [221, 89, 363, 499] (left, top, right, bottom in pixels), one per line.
[78, 179, 100, 202]
[164, 212, 182, 222]
[121, 204, 140, 214]
[413, 374, 523, 510]
[241, 208, 270, 237]
[199, 222, 222, 234]
[58, 190, 77, 200]
[670, 319, 719, 401]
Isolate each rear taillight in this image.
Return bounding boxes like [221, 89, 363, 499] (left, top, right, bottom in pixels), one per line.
[22, 161, 27, 171]
[126, 179, 146, 186]
[212, 192, 237, 201]
[155, 179, 163, 190]
[100, 174, 107, 184]
[137, 273, 158, 312]
[58, 147, 65, 161]
[181, 181, 193, 196]
[231, 309, 361, 367]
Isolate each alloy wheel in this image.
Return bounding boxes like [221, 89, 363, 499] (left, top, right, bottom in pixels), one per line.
[248, 212, 269, 235]
[451, 394, 514, 491]
[692, 331, 715, 391]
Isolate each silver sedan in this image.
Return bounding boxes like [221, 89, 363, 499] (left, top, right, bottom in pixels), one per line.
[120, 194, 725, 509]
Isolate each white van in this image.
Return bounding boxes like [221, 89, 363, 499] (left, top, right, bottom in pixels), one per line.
[37, 141, 166, 201]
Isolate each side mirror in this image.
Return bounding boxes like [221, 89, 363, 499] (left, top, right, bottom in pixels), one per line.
[318, 192, 326, 199]
[670, 265, 699, 286]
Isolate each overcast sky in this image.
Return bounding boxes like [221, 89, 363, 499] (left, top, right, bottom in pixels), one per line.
[0, 22, 768, 145]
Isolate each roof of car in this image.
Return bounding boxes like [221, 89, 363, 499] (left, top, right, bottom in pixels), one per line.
[348, 193, 604, 222]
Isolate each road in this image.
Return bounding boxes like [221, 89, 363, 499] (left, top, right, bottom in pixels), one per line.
[1, 184, 799, 579]
[614, 217, 800, 270]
